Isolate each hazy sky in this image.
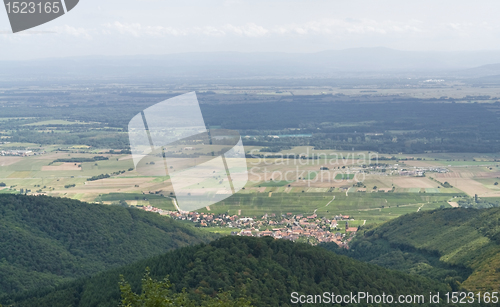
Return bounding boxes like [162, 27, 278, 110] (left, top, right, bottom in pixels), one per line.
[1, 0, 500, 60]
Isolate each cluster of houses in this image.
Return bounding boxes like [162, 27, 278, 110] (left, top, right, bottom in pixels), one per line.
[399, 170, 425, 177]
[142, 205, 163, 214]
[140, 205, 358, 247]
[399, 166, 449, 177]
[0, 150, 34, 156]
[428, 167, 449, 173]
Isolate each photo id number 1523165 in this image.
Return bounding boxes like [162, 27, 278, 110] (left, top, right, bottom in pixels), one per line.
[5, 1, 60, 14]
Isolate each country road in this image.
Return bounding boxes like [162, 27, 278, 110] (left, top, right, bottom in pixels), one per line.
[313, 196, 336, 214]
[171, 197, 181, 212]
[326, 196, 335, 207]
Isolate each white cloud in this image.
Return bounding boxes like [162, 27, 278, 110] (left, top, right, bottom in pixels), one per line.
[271, 19, 423, 36]
[103, 22, 269, 37]
[101, 19, 423, 39]
[223, 23, 269, 37]
[53, 25, 92, 39]
[104, 22, 186, 37]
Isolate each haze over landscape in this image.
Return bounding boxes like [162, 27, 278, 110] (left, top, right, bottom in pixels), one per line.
[2, 0, 500, 59]
[1, 1, 500, 306]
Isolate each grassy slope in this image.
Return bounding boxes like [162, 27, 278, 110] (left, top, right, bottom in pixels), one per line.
[330, 207, 500, 291]
[0, 195, 217, 296]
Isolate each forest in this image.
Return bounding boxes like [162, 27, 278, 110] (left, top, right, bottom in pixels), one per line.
[323, 207, 500, 292]
[0, 195, 217, 296]
[2, 91, 500, 153]
[3, 236, 465, 307]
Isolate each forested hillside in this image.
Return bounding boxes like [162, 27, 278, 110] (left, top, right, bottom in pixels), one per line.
[4, 236, 458, 307]
[0, 195, 217, 296]
[324, 207, 500, 292]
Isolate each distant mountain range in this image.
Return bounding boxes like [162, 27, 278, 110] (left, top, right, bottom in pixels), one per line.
[455, 63, 500, 82]
[457, 63, 500, 77]
[3, 48, 500, 79]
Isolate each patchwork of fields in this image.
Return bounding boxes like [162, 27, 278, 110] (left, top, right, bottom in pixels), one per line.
[2, 144, 492, 226]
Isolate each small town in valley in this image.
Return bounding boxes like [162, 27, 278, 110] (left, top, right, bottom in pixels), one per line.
[141, 204, 358, 247]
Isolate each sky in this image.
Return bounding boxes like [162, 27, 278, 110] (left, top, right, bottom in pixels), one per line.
[1, 0, 500, 60]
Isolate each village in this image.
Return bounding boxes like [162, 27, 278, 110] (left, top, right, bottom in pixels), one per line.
[0, 149, 45, 157]
[141, 204, 358, 247]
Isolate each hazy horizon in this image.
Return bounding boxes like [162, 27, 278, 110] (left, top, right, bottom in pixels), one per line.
[2, 0, 500, 60]
[5, 47, 500, 80]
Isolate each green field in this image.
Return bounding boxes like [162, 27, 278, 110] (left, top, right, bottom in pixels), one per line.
[334, 173, 355, 180]
[305, 172, 317, 180]
[151, 175, 171, 183]
[25, 120, 87, 126]
[198, 192, 459, 224]
[99, 193, 166, 201]
[203, 227, 236, 235]
[0, 188, 17, 194]
[99, 193, 176, 210]
[425, 188, 440, 193]
[437, 160, 500, 166]
[258, 180, 292, 187]
[0, 142, 38, 149]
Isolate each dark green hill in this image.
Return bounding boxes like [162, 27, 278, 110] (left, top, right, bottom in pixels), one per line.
[0, 194, 217, 296]
[4, 236, 460, 307]
[323, 207, 500, 292]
